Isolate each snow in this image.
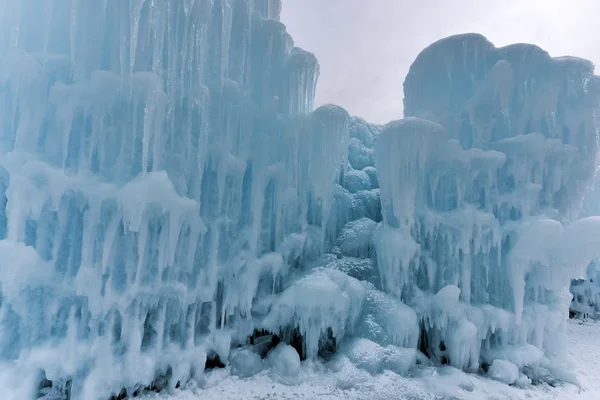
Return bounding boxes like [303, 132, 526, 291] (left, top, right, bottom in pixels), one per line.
[2, 0, 600, 398]
[139, 319, 600, 400]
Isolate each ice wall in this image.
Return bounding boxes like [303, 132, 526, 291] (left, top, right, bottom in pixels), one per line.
[3, 2, 600, 397]
[375, 34, 600, 374]
[0, 1, 352, 398]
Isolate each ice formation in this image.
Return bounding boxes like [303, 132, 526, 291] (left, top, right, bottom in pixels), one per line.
[2, 2, 600, 399]
[229, 347, 263, 378]
[266, 343, 301, 379]
[0, 1, 350, 398]
[487, 359, 519, 385]
[375, 34, 600, 376]
[570, 259, 600, 318]
[570, 181, 600, 318]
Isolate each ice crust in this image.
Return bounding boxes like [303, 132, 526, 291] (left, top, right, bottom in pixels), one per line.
[1, 3, 600, 399]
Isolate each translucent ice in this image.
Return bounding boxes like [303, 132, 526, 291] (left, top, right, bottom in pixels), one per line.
[266, 343, 301, 378]
[230, 348, 264, 378]
[262, 268, 366, 358]
[340, 338, 418, 376]
[2, 1, 600, 397]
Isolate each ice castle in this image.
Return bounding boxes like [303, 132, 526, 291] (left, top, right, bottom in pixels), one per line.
[1, 1, 600, 398]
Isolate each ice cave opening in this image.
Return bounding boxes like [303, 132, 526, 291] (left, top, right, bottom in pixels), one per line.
[1, 1, 600, 399]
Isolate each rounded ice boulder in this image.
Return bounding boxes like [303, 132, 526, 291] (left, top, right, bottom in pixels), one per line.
[344, 169, 372, 193]
[362, 166, 379, 188]
[356, 287, 419, 349]
[348, 137, 374, 170]
[488, 359, 519, 384]
[266, 344, 301, 378]
[341, 338, 417, 376]
[230, 348, 264, 378]
[336, 217, 378, 257]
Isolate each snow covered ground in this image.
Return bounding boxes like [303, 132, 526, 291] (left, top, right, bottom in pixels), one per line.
[144, 319, 600, 400]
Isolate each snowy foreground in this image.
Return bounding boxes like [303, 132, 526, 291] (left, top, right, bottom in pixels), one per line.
[145, 320, 600, 400]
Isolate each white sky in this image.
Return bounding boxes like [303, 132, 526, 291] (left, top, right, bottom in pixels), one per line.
[281, 0, 600, 123]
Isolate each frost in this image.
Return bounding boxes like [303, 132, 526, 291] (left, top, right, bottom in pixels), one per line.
[336, 218, 377, 257]
[343, 169, 372, 193]
[323, 256, 379, 284]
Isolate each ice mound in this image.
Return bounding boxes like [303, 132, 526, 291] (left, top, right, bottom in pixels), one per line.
[356, 285, 420, 349]
[347, 137, 375, 171]
[487, 360, 519, 385]
[262, 268, 366, 358]
[341, 338, 418, 376]
[336, 217, 378, 257]
[321, 255, 380, 284]
[230, 348, 264, 378]
[266, 344, 301, 379]
[343, 169, 372, 193]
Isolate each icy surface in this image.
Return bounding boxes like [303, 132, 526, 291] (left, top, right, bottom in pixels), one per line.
[488, 359, 519, 384]
[229, 348, 263, 378]
[261, 268, 365, 358]
[266, 343, 301, 380]
[356, 284, 419, 349]
[571, 261, 600, 318]
[340, 338, 418, 376]
[336, 217, 377, 257]
[1, 1, 600, 398]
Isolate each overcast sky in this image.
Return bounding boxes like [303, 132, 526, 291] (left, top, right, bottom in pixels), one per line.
[281, 0, 600, 123]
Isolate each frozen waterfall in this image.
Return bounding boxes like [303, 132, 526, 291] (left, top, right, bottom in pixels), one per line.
[2, 2, 600, 399]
